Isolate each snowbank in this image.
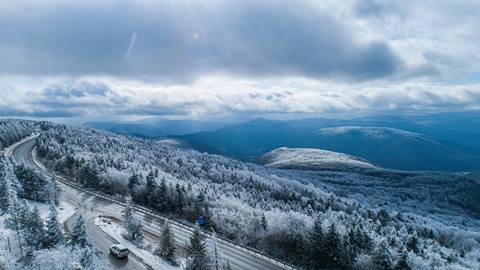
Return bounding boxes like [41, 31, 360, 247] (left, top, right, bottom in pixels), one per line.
[94, 216, 182, 270]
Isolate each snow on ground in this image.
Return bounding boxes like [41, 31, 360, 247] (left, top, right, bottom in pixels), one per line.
[36, 201, 76, 224]
[0, 215, 17, 268]
[94, 216, 183, 270]
[259, 147, 378, 171]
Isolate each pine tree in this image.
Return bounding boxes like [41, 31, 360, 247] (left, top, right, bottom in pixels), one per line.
[156, 177, 168, 212]
[307, 215, 323, 269]
[210, 232, 223, 270]
[372, 240, 393, 270]
[24, 205, 46, 251]
[122, 201, 143, 241]
[186, 226, 210, 270]
[145, 171, 157, 207]
[80, 246, 97, 270]
[45, 203, 65, 248]
[156, 221, 176, 263]
[394, 249, 411, 270]
[405, 233, 419, 254]
[70, 214, 90, 248]
[175, 183, 185, 214]
[128, 173, 141, 191]
[320, 223, 342, 269]
[260, 213, 268, 231]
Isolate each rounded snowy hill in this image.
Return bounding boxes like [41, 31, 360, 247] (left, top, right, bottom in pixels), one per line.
[258, 147, 379, 172]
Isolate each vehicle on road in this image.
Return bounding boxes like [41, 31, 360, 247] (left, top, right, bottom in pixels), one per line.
[110, 244, 129, 259]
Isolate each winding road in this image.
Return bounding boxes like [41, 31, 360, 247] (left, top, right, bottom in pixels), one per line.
[10, 136, 293, 270]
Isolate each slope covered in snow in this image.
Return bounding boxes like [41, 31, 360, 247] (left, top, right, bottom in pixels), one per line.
[258, 147, 379, 171]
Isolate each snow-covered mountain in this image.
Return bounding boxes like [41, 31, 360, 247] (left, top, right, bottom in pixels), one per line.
[2, 120, 480, 270]
[258, 147, 379, 171]
[180, 114, 480, 171]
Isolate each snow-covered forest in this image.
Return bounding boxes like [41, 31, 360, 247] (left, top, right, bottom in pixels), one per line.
[0, 153, 99, 269]
[2, 119, 480, 269]
[30, 121, 480, 269]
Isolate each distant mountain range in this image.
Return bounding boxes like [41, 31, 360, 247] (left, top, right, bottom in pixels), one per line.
[83, 117, 225, 137]
[179, 111, 480, 171]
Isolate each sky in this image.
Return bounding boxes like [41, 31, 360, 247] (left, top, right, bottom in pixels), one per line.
[1, 0, 480, 122]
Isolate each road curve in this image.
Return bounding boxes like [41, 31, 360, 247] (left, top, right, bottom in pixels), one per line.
[11, 136, 293, 270]
[11, 138, 147, 270]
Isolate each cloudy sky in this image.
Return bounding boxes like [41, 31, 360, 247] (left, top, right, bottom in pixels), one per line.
[1, 0, 480, 122]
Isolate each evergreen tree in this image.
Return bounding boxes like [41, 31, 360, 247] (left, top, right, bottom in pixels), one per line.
[320, 223, 342, 269]
[394, 249, 411, 270]
[260, 213, 268, 231]
[210, 232, 222, 270]
[339, 235, 355, 269]
[122, 201, 143, 241]
[175, 183, 185, 214]
[14, 164, 48, 202]
[24, 205, 46, 251]
[156, 221, 176, 263]
[307, 215, 323, 269]
[45, 203, 65, 248]
[186, 226, 210, 270]
[145, 171, 157, 207]
[156, 177, 168, 212]
[70, 214, 90, 248]
[405, 233, 419, 254]
[372, 240, 393, 270]
[80, 246, 97, 270]
[128, 173, 141, 191]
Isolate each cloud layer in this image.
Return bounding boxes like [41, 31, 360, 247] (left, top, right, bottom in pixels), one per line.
[0, 0, 401, 81]
[2, 76, 480, 119]
[1, 0, 480, 120]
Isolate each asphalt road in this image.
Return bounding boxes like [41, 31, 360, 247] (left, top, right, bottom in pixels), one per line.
[11, 137, 289, 270]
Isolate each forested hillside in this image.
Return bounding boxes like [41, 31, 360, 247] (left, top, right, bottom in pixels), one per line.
[31, 122, 480, 269]
[1, 120, 100, 269]
[0, 119, 39, 149]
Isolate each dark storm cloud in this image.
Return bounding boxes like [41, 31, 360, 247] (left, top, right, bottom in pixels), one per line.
[0, 0, 400, 81]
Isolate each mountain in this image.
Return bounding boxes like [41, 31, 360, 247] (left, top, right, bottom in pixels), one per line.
[258, 147, 379, 172]
[180, 112, 480, 171]
[4, 119, 480, 269]
[83, 117, 225, 137]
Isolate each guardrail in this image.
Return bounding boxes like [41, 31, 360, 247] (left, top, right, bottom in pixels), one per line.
[20, 137, 300, 270]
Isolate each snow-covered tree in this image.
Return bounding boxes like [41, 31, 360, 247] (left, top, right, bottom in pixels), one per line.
[186, 226, 210, 270]
[209, 231, 223, 270]
[155, 221, 176, 263]
[70, 214, 90, 248]
[372, 240, 393, 270]
[80, 246, 97, 270]
[23, 205, 46, 251]
[394, 249, 411, 270]
[122, 201, 143, 241]
[44, 203, 65, 248]
[320, 223, 342, 269]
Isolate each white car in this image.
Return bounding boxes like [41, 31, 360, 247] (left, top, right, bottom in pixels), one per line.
[109, 244, 129, 259]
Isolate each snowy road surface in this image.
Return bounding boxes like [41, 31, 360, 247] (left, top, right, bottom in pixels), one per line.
[11, 137, 290, 270]
[12, 138, 147, 270]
